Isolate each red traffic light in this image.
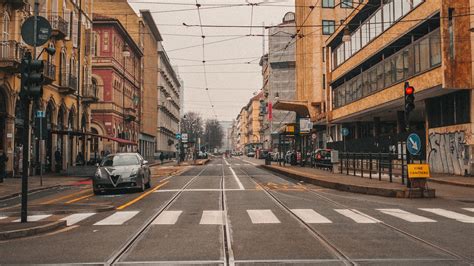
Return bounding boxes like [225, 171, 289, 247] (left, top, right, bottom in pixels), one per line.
[405, 86, 414, 95]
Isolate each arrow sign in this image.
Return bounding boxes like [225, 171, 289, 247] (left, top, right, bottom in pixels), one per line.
[407, 133, 421, 156]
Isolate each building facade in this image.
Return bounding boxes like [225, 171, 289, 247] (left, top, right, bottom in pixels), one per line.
[0, 0, 93, 176]
[157, 42, 181, 158]
[325, 0, 473, 176]
[90, 15, 142, 157]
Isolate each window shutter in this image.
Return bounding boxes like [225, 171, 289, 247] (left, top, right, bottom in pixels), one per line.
[64, 8, 71, 40]
[72, 12, 78, 47]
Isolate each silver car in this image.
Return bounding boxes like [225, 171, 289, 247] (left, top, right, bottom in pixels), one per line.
[93, 153, 151, 194]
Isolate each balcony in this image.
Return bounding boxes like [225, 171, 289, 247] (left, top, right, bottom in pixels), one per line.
[0, 41, 25, 72]
[59, 73, 78, 95]
[0, 0, 27, 9]
[49, 15, 68, 39]
[43, 61, 56, 84]
[82, 84, 99, 103]
[124, 107, 136, 122]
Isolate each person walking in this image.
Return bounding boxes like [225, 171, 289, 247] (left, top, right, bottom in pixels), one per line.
[159, 152, 164, 165]
[54, 149, 62, 173]
[0, 150, 8, 183]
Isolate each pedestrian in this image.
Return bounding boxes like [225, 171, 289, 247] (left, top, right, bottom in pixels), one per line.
[76, 152, 85, 166]
[54, 149, 62, 173]
[0, 150, 8, 183]
[159, 152, 164, 165]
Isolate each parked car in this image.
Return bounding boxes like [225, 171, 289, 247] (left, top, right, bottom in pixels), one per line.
[312, 149, 333, 169]
[93, 153, 151, 195]
[197, 151, 208, 159]
[247, 151, 255, 157]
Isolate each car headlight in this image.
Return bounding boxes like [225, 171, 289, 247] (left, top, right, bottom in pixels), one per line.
[95, 169, 102, 179]
[129, 170, 138, 178]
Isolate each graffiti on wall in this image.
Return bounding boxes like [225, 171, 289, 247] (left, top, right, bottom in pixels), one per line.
[428, 131, 467, 175]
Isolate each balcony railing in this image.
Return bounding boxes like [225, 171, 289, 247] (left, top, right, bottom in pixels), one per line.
[124, 108, 137, 122]
[49, 15, 68, 39]
[59, 73, 78, 94]
[1, 0, 27, 9]
[82, 84, 99, 103]
[0, 40, 25, 72]
[43, 61, 56, 84]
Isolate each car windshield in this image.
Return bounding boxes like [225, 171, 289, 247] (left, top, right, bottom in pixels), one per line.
[101, 154, 139, 166]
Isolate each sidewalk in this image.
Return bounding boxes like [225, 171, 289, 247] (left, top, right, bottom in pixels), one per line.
[0, 175, 88, 201]
[430, 174, 474, 188]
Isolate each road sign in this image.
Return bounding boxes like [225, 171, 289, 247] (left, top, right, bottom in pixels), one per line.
[311, 133, 317, 140]
[342, 128, 349, 137]
[36, 110, 45, 118]
[182, 133, 188, 143]
[407, 133, 421, 155]
[21, 16, 52, 46]
[175, 133, 181, 140]
[408, 164, 430, 178]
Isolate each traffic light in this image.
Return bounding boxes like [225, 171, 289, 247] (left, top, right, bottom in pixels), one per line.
[404, 82, 415, 115]
[20, 51, 44, 99]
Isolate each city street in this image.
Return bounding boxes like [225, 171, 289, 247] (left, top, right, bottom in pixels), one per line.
[0, 158, 473, 265]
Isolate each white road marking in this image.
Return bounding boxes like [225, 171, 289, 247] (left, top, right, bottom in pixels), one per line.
[242, 159, 258, 166]
[335, 209, 380, 223]
[419, 208, 474, 223]
[291, 209, 332, 224]
[155, 189, 247, 192]
[234, 163, 240, 166]
[223, 159, 230, 166]
[200, 210, 224, 225]
[0, 216, 8, 221]
[152, 210, 182, 225]
[229, 167, 245, 190]
[463, 208, 474, 213]
[94, 211, 139, 225]
[247, 210, 280, 224]
[13, 214, 51, 222]
[377, 209, 436, 223]
[61, 213, 96, 226]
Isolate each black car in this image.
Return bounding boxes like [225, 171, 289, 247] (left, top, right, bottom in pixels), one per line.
[313, 149, 333, 169]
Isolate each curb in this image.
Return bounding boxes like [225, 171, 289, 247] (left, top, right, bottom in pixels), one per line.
[0, 220, 67, 241]
[0, 185, 63, 202]
[0, 204, 115, 216]
[260, 165, 435, 198]
[429, 178, 474, 188]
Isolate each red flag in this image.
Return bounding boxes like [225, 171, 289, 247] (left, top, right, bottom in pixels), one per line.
[268, 102, 273, 121]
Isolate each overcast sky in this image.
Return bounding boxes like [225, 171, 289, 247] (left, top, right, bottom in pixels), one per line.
[128, 0, 294, 122]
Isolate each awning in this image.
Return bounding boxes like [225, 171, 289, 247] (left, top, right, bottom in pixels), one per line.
[52, 130, 138, 146]
[273, 100, 310, 117]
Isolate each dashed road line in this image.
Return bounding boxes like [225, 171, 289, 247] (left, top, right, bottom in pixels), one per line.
[247, 209, 280, 224]
[229, 167, 244, 190]
[199, 210, 225, 225]
[378, 209, 436, 223]
[291, 209, 332, 224]
[335, 209, 380, 223]
[152, 210, 182, 225]
[94, 211, 139, 225]
[419, 208, 474, 223]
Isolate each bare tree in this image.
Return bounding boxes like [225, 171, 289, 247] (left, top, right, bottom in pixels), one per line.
[180, 112, 204, 143]
[203, 119, 224, 152]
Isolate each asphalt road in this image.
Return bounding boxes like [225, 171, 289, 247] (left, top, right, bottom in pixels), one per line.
[0, 158, 473, 265]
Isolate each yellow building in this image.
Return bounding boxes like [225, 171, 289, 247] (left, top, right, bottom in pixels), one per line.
[325, 0, 474, 176]
[0, 0, 93, 176]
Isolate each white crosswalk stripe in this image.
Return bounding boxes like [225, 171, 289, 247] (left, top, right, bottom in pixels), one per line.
[200, 210, 225, 225]
[61, 213, 96, 226]
[335, 209, 380, 223]
[94, 211, 139, 225]
[152, 211, 183, 225]
[419, 208, 474, 223]
[13, 214, 51, 222]
[463, 208, 474, 213]
[377, 209, 436, 223]
[0, 216, 8, 221]
[247, 210, 280, 224]
[291, 209, 332, 223]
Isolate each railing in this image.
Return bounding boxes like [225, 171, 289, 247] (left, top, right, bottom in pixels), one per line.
[59, 72, 78, 92]
[82, 84, 98, 99]
[49, 15, 68, 38]
[0, 40, 25, 65]
[43, 61, 56, 82]
[339, 152, 425, 186]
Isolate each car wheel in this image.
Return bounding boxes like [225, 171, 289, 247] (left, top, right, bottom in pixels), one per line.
[93, 188, 102, 195]
[145, 177, 151, 189]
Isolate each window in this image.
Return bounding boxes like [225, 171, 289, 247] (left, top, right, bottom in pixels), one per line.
[361, 23, 369, 47]
[322, 0, 335, 8]
[374, 10, 382, 36]
[322, 20, 335, 35]
[427, 90, 470, 128]
[2, 12, 9, 42]
[448, 8, 455, 59]
[382, 1, 393, 31]
[393, 0, 403, 21]
[341, 0, 352, 8]
[430, 30, 441, 66]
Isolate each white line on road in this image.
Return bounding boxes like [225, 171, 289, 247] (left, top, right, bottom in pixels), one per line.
[377, 209, 436, 223]
[0, 216, 7, 221]
[154, 189, 249, 192]
[291, 209, 332, 224]
[463, 208, 474, 213]
[247, 210, 280, 224]
[419, 208, 474, 223]
[229, 167, 245, 190]
[223, 158, 230, 166]
[61, 213, 96, 226]
[152, 210, 182, 225]
[242, 159, 258, 166]
[13, 214, 51, 222]
[200, 210, 224, 225]
[94, 211, 139, 225]
[335, 209, 380, 223]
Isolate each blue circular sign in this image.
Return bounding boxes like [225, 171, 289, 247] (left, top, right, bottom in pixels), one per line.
[407, 133, 421, 155]
[342, 128, 349, 137]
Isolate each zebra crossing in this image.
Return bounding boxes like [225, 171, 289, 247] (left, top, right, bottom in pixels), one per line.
[1, 208, 473, 226]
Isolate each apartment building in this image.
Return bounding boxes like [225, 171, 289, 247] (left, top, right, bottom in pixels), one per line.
[90, 15, 142, 157]
[0, 0, 93, 176]
[247, 91, 264, 144]
[156, 42, 181, 158]
[325, 0, 473, 175]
